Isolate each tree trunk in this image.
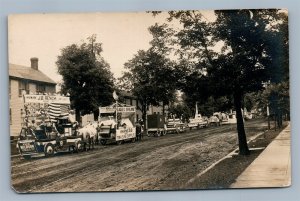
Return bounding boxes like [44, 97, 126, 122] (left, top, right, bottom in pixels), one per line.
[75, 109, 81, 124]
[93, 109, 99, 121]
[277, 110, 283, 128]
[234, 92, 250, 155]
[142, 103, 147, 129]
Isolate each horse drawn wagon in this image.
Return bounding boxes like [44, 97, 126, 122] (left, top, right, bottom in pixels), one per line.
[98, 102, 137, 145]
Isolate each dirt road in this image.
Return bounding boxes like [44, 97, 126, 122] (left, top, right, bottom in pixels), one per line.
[11, 119, 268, 193]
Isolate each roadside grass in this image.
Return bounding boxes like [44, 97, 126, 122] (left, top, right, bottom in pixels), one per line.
[184, 122, 288, 189]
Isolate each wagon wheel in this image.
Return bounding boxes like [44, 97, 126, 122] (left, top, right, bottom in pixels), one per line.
[44, 144, 55, 157]
[76, 141, 84, 152]
[116, 140, 123, 145]
[178, 126, 182, 132]
[157, 130, 161, 137]
[162, 129, 167, 136]
[68, 145, 76, 153]
[131, 137, 136, 143]
[100, 139, 107, 145]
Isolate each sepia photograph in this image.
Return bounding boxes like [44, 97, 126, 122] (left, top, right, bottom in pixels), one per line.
[8, 9, 290, 193]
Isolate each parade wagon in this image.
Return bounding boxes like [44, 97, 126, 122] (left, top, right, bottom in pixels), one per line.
[17, 122, 82, 159]
[98, 102, 137, 145]
[166, 118, 186, 133]
[146, 114, 166, 137]
[187, 103, 209, 129]
[16, 94, 82, 159]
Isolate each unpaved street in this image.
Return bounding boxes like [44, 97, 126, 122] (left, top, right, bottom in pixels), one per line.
[11, 119, 268, 193]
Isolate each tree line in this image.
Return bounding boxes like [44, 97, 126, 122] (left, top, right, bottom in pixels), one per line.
[56, 9, 289, 155]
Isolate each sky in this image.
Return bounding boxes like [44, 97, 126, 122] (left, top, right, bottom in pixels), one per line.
[8, 12, 164, 82]
[8, 11, 215, 84]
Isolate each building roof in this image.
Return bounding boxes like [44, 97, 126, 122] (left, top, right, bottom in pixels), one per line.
[9, 63, 56, 85]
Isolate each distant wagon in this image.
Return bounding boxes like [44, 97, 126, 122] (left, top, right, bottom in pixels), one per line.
[146, 114, 185, 136]
[146, 114, 167, 137]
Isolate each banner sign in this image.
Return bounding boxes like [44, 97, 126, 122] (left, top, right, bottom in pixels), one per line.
[99, 107, 116, 113]
[99, 106, 136, 113]
[117, 107, 135, 112]
[24, 95, 70, 104]
[116, 127, 136, 141]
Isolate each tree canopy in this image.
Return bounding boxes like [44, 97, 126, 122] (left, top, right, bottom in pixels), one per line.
[117, 23, 178, 122]
[56, 35, 114, 120]
[154, 9, 289, 155]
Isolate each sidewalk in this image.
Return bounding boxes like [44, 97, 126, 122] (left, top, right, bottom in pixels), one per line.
[231, 123, 291, 188]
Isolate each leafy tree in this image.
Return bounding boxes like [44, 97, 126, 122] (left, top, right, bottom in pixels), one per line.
[258, 81, 290, 127]
[168, 103, 191, 122]
[57, 35, 114, 121]
[118, 23, 177, 124]
[121, 49, 175, 124]
[158, 9, 288, 155]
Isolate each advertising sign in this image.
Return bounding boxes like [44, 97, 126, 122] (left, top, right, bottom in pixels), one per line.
[24, 95, 70, 104]
[99, 106, 136, 113]
[116, 127, 136, 141]
[117, 107, 135, 112]
[17, 140, 37, 154]
[99, 107, 116, 113]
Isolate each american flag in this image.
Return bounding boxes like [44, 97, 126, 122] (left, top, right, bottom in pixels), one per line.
[48, 103, 69, 121]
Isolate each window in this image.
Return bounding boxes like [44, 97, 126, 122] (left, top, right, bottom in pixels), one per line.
[36, 84, 46, 94]
[19, 80, 29, 96]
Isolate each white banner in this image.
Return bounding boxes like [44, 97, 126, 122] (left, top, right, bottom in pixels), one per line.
[116, 127, 136, 141]
[99, 107, 116, 113]
[117, 106, 135, 113]
[24, 95, 70, 104]
[99, 106, 136, 114]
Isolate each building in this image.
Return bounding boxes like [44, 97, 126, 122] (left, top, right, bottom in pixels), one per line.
[9, 58, 56, 136]
[120, 91, 167, 120]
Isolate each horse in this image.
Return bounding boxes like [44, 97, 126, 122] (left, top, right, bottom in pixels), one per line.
[77, 122, 98, 150]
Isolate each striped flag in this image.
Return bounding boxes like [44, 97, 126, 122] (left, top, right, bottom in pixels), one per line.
[48, 103, 69, 121]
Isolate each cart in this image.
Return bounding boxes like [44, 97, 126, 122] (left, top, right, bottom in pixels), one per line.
[17, 124, 82, 159]
[16, 94, 82, 159]
[146, 114, 166, 137]
[98, 102, 136, 145]
[166, 118, 186, 133]
[188, 114, 208, 129]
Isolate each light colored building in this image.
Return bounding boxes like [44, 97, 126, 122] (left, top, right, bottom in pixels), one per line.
[9, 58, 56, 137]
